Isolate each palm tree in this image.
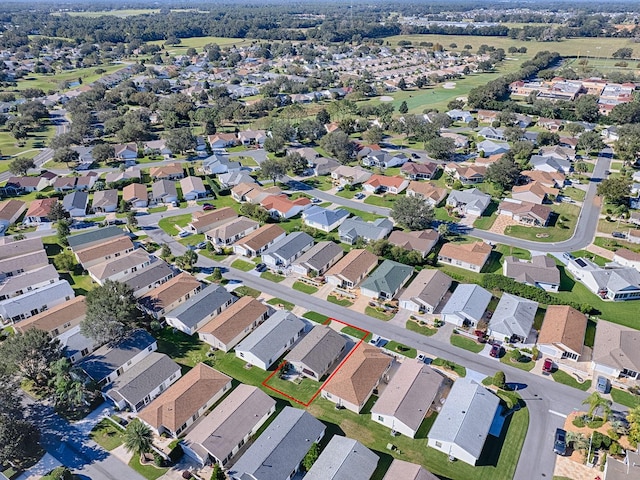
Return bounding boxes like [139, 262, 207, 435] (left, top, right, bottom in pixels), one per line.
[582, 392, 612, 421]
[124, 419, 153, 462]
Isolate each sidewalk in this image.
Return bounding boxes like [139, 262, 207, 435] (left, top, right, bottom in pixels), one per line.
[16, 453, 62, 480]
[72, 402, 114, 437]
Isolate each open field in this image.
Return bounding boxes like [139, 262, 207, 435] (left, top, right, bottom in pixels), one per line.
[148, 36, 252, 53]
[12, 63, 127, 95]
[0, 124, 56, 157]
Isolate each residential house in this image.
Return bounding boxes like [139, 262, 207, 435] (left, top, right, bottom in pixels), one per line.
[0, 238, 47, 277]
[91, 189, 118, 213]
[537, 306, 587, 361]
[67, 226, 124, 251]
[628, 229, 640, 244]
[362, 151, 408, 169]
[53, 176, 77, 192]
[360, 260, 413, 300]
[399, 269, 452, 314]
[123, 183, 149, 208]
[205, 217, 259, 247]
[237, 130, 267, 146]
[105, 353, 182, 413]
[446, 189, 491, 216]
[427, 379, 501, 466]
[438, 241, 492, 272]
[231, 183, 278, 204]
[62, 191, 88, 217]
[180, 176, 207, 201]
[530, 155, 572, 174]
[478, 127, 506, 142]
[290, 241, 343, 277]
[138, 273, 202, 319]
[260, 195, 310, 220]
[477, 140, 510, 156]
[261, 232, 315, 270]
[331, 165, 372, 186]
[603, 449, 640, 480]
[122, 259, 175, 298]
[520, 170, 565, 189]
[447, 109, 474, 123]
[338, 217, 393, 245]
[198, 297, 269, 352]
[149, 163, 184, 181]
[189, 207, 238, 234]
[23, 198, 58, 224]
[441, 131, 469, 149]
[498, 200, 552, 226]
[78, 329, 157, 386]
[0, 279, 74, 325]
[218, 171, 256, 189]
[383, 460, 439, 480]
[105, 167, 140, 185]
[0, 264, 58, 301]
[302, 206, 349, 232]
[444, 164, 487, 185]
[591, 320, 640, 380]
[441, 284, 492, 327]
[229, 407, 325, 480]
[488, 293, 538, 343]
[477, 110, 499, 123]
[401, 162, 439, 180]
[208, 133, 238, 149]
[286, 326, 348, 381]
[234, 310, 306, 370]
[6, 176, 49, 193]
[313, 157, 340, 176]
[14, 295, 85, 337]
[74, 236, 135, 269]
[537, 118, 563, 132]
[372, 362, 445, 438]
[566, 257, 640, 301]
[388, 230, 439, 258]
[511, 181, 558, 204]
[503, 255, 560, 292]
[202, 155, 241, 175]
[539, 145, 576, 161]
[75, 172, 98, 191]
[321, 343, 393, 413]
[363, 175, 409, 194]
[326, 249, 378, 290]
[406, 181, 448, 206]
[151, 179, 178, 205]
[139, 363, 233, 437]
[232, 224, 286, 257]
[613, 249, 640, 271]
[0, 199, 26, 226]
[304, 436, 379, 480]
[181, 385, 276, 467]
[144, 139, 172, 158]
[165, 285, 235, 335]
[114, 143, 138, 161]
[87, 249, 151, 285]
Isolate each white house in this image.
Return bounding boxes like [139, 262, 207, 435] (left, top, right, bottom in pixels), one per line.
[261, 232, 314, 270]
[440, 284, 492, 328]
[0, 279, 74, 325]
[591, 320, 640, 380]
[302, 206, 349, 232]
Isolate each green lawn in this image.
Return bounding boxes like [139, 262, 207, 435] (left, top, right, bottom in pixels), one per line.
[569, 249, 608, 266]
[261, 271, 285, 283]
[611, 388, 640, 408]
[594, 236, 640, 253]
[303, 176, 334, 191]
[234, 286, 261, 298]
[365, 305, 394, 321]
[128, 455, 168, 480]
[292, 281, 318, 294]
[364, 194, 397, 209]
[450, 333, 485, 353]
[147, 206, 168, 214]
[89, 419, 124, 451]
[500, 350, 535, 372]
[158, 213, 192, 235]
[504, 204, 580, 243]
[551, 369, 592, 391]
[303, 311, 329, 324]
[178, 233, 205, 247]
[154, 327, 210, 373]
[384, 341, 417, 358]
[264, 374, 322, 404]
[562, 187, 586, 202]
[0, 123, 56, 156]
[406, 320, 438, 337]
[342, 207, 386, 222]
[231, 259, 255, 271]
[340, 326, 372, 341]
[266, 297, 294, 310]
[494, 244, 531, 261]
[327, 294, 353, 307]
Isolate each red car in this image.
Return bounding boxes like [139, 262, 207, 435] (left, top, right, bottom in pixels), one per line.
[203, 205, 215, 211]
[490, 345, 501, 358]
[542, 358, 553, 374]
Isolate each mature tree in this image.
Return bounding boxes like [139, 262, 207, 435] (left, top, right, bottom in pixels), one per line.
[0, 417, 40, 466]
[8, 157, 35, 176]
[211, 268, 223, 282]
[615, 124, 640, 165]
[123, 419, 153, 462]
[48, 358, 87, 412]
[47, 202, 67, 222]
[176, 250, 198, 271]
[81, 280, 137, 345]
[260, 158, 287, 184]
[397, 78, 407, 90]
[582, 392, 612, 421]
[628, 405, 640, 447]
[319, 131, 356, 164]
[57, 219, 71, 246]
[43, 467, 73, 480]
[493, 371, 506, 389]
[316, 108, 330, 125]
[486, 153, 521, 191]
[126, 211, 138, 229]
[609, 101, 640, 125]
[511, 140, 534, 162]
[447, 99, 465, 110]
[564, 123, 585, 136]
[425, 136, 456, 161]
[53, 251, 77, 272]
[160, 243, 172, 259]
[263, 136, 285, 154]
[437, 222, 453, 238]
[239, 203, 270, 223]
[0, 330, 61, 386]
[285, 152, 308, 176]
[597, 177, 631, 206]
[576, 131, 605, 156]
[574, 95, 600, 123]
[92, 143, 115, 163]
[391, 195, 434, 231]
[302, 443, 319, 472]
[537, 131, 560, 146]
[398, 101, 408, 114]
[612, 47, 633, 59]
[164, 127, 196, 155]
[363, 126, 384, 145]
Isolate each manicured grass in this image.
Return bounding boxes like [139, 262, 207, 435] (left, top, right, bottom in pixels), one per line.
[450, 333, 485, 353]
[611, 388, 640, 408]
[231, 259, 255, 271]
[562, 187, 586, 202]
[260, 271, 285, 283]
[264, 373, 322, 404]
[303, 176, 333, 191]
[89, 419, 124, 451]
[15, 63, 127, 94]
[266, 297, 294, 310]
[178, 233, 205, 247]
[499, 350, 535, 372]
[504, 203, 580, 243]
[594, 236, 640, 253]
[340, 326, 372, 341]
[128, 455, 168, 480]
[292, 281, 318, 294]
[147, 206, 168, 214]
[234, 286, 261, 298]
[569, 249, 608, 266]
[155, 327, 210, 373]
[405, 320, 438, 336]
[551, 369, 592, 391]
[303, 311, 329, 324]
[327, 294, 353, 306]
[236, 156, 258, 167]
[0, 124, 56, 156]
[342, 207, 386, 222]
[384, 341, 417, 358]
[597, 218, 628, 235]
[365, 305, 394, 321]
[494, 243, 531, 261]
[158, 213, 192, 235]
[364, 194, 397, 209]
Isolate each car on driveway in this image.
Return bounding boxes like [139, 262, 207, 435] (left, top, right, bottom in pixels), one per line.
[355, 193, 365, 200]
[254, 263, 267, 272]
[542, 358, 554, 374]
[562, 252, 573, 260]
[196, 242, 208, 249]
[203, 204, 215, 211]
[336, 186, 344, 192]
[554, 428, 567, 455]
[490, 345, 501, 358]
[311, 197, 321, 204]
[178, 231, 191, 238]
[612, 231, 626, 239]
[596, 376, 610, 394]
[411, 153, 420, 159]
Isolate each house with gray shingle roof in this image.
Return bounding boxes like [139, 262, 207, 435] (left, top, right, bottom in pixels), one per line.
[304, 436, 379, 480]
[290, 241, 343, 277]
[286, 326, 348, 381]
[261, 232, 314, 270]
[68, 226, 126, 251]
[441, 284, 492, 328]
[446, 188, 491, 216]
[383, 459, 439, 480]
[229, 407, 325, 480]
[530, 155, 572, 174]
[165, 284, 235, 335]
[234, 310, 306, 370]
[427, 379, 501, 466]
[121, 258, 174, 297]
[302, 206, 350, 232]
[503, 255, 559, 292]
[360, 260, 413, 300]
[63, 191, 88, 217]
[0, 278, 74, 324]
[399, 269, 452, 314]
[151, 179, 178, 205]
[567, 257, 640, 301]
[488, 293, 538, 343]
[105, 352, 181, 413]
[91, 189, 118, 213]
[338, 217, 393, 245]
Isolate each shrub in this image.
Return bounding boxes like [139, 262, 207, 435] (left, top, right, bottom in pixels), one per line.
[609, 441, 623, 456]
[154, 453, 165, 467]
[588, 418, 605, 429]
[168, 441, 183, 463]
[573, 416, 587, 428]
[493, 371, 506, 389]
